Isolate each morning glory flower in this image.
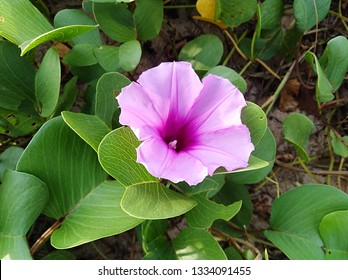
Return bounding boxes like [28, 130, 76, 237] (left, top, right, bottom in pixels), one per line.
[117, 61, 254, 185]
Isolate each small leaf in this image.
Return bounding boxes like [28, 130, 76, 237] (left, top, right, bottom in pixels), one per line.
[219, 0, 257, 28]
[206, 66, 247, 93]
[35, 47, 61, 117]
[54, 9, 102, 46]
[93, 2, 136, 42]
[63, 44, 98, 67]
[178, 34, 224, 71]
[98, 127, 157, 186]
[119, 40, 142, 72]
[121, 182, 197, 219]
[294, 0, 331, 32]
[306, 51, 335, 102]
[0, 147, 24, 181]
[62, 112, 111, 152]
[260, 0, 284, 30]
[283, 112, 314, 162]
[51, 180, 142, 249]
[319, 210, 348, 260]
[0, 170, 48, 259]
[94, 45, 120, 71]
[185, 193, 242, 228]
[172, 227, 227, 260]
[134, 0, 163, 41]
[241, 102, 267, 147]
[330, 131, 348, 158]
[95, 72, 130, 127]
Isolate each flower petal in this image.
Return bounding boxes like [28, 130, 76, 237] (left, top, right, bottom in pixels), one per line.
[137, 137, 208, 185]
[188, 74, 247, 134]
[187, 125, 254, 175]
[117, 82, 163, 140]
[136, 61, 203, 123]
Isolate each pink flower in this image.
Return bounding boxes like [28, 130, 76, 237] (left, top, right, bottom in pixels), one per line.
[117, 62, 254, 185]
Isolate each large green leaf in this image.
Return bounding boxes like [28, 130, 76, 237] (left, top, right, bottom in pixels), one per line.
[62, 112, 111, 152]
[121, 182, 197, 219]
[0, 170, 48, 259]
[172, 227, 227, 260]
[185, 193, 242, 228]
[294, 0, 331, 32]
[0, 41, 36, 110]
[265, 184, 348, 259]
[178, 34, 224, 71]
[51, 180, 142, 249]
[98, 127, 157, 186]
[319, 210, 348, 260]
[283, 112, 314, 162]
[35, 47, 61, 117]
[16, 117, 108, 219]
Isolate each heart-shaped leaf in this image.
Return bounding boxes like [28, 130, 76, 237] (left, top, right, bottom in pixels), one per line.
[17, 117, 108, 219]
[265, 184, 348, 259]
[51, 180, 143, 249]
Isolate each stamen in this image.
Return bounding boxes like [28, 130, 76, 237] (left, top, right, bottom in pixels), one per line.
[168, 140, 178, 150]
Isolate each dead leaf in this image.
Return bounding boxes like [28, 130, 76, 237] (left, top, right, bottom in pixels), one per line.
[279, 79, 300, 112]
[194, 0, 227, 29]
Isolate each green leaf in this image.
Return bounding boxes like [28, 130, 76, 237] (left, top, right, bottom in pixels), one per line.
[0, 107, 42, 137]
[264, 184, 348, 259]
[219, 0, 257, 28]
[141, 219, 169, 253]
[35, 47, 61, 117]
[215, 155, 269, 175]
[61, 112, 111, 152]
[178, 34, 224, 71]
[16, 117, 108, 219]
[294, 0, 331, 32]
[54, 9, 102, 46]
[51, 180, 142, 249]
[0, 170, 48, 259]
[143, 236, 177, 260]
[319, 210, 348, 260]
[98, 127, 157, 186]
[94, 45, 120, 72]
[227, 128, 276, 184]
[213, 182, 253, 227]
[319, 36, 348, 92]
[52, 76, 78, 117]
[42, 250, 75, 260]
[330, 131, 348, 158]
[260, 0, 284, 29]
[133, 0, 163, 41]
[306, 51, 335, 102]
[172, 227, 227, 260]
[63, 45, 98, 67]
[119, 40, 142, 72]
[206, 66, 247, 93]
[121, 182, 197, 219]
[185, 193, 242, 228]
[0, 41, 36, 110]
[95, 72, 130, 127]
[93, 2, 136, 42]
[0, 0, 53, 49]
[0, 146, 24, 181]
[283, 112, 314, 162]
[242, 102, 267, 147]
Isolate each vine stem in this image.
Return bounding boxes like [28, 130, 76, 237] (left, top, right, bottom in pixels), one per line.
[30, 218, 64, 256]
